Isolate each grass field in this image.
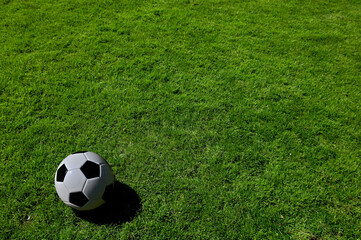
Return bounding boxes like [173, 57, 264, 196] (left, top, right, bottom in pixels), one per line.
[1, 0, 361, 239]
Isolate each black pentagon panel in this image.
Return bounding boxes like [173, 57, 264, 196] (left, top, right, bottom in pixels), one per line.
[80, 161, 100, 179]
[69, 192, 88, 207]
[102, 184, 114, 202]
[56, 164, 68, 182]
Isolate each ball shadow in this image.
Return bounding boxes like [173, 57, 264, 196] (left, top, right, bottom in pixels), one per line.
[74, 181, 142, 225]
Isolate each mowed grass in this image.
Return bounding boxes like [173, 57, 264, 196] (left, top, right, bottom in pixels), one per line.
[1, 0, 361, 239]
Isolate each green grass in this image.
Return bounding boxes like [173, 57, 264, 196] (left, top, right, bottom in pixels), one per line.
[1, 0, 361, 239]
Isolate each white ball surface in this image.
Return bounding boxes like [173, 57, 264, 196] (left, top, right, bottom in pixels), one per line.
[55, 152, 114, 211]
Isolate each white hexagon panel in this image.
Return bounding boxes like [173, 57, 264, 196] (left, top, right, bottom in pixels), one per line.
[62, 153, 88, 170]
[54, 181, 69, 202]
[100, 164, 114, 185]
[63, 169, 87, 193]
[84, 152, 107, 165]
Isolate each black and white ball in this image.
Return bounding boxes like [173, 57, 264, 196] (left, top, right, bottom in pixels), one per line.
[55, 152, 114, 211]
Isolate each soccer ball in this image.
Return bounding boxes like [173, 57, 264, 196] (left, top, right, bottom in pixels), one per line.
[55, 151, 114, 211]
